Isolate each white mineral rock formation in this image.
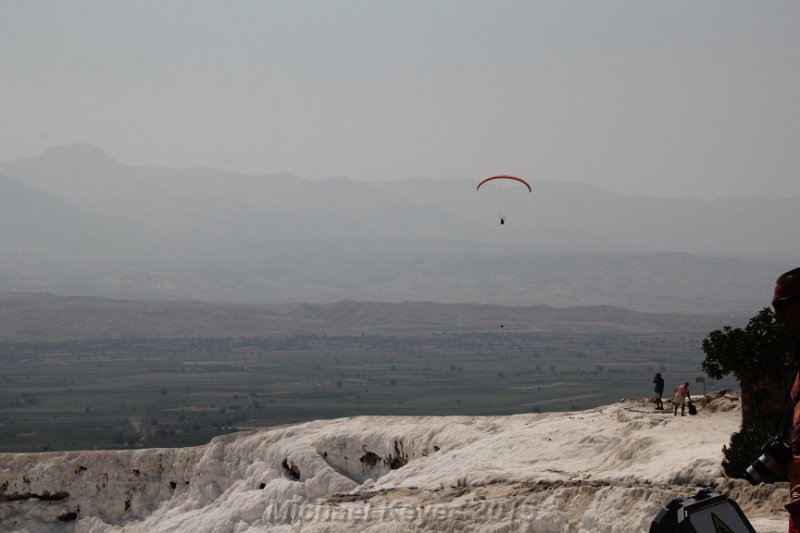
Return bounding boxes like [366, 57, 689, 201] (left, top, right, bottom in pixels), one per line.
[0, 391, 788, 532]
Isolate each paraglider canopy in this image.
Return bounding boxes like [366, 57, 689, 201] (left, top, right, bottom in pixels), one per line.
[476, 175, 532, 193]
[476, 175, 531, 224]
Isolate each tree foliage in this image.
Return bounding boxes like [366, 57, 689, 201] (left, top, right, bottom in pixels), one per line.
[702, 308, 792, 382]
[701, 307, 797, 479]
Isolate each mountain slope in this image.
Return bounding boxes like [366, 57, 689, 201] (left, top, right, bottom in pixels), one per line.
[2, 144, 800, 254]
[0, 292, 740, 341]
[0, 174, 156, 262]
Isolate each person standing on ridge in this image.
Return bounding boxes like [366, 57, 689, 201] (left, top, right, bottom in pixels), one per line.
[673, 381, 691, 416]
[653, 373, 665, 410]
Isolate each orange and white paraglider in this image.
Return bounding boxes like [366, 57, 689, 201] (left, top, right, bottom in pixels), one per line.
[476, 175, 531, 224]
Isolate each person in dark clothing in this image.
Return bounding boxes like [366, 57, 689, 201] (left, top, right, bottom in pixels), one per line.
[772, 267, 800, 527]
[653, 373, 664, 410]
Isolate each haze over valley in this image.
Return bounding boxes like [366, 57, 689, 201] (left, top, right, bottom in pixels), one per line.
[0, 145, 794, 316]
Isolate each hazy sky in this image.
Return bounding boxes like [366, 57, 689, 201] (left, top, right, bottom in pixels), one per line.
[2, 1, 798, 198]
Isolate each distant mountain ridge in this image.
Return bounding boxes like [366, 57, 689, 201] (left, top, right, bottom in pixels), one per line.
[0, 292, 738, 341]
[2, 144, 799, 254]
[0, 145, 794, 314]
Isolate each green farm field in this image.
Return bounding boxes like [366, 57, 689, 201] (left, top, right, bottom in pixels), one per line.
[0, 331, 737, 452]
